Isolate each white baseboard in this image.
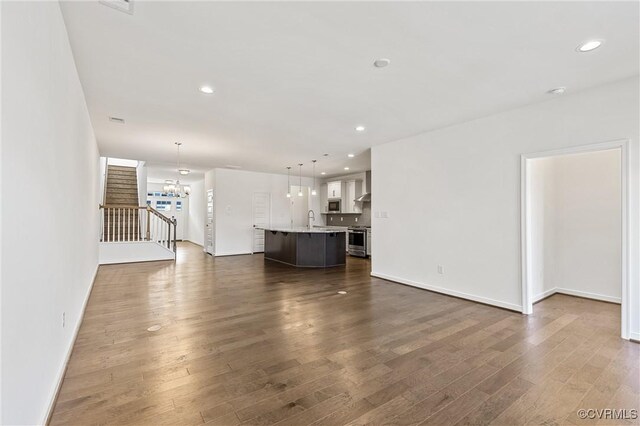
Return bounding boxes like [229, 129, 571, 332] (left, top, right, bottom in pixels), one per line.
[214, 251, 252, 257]
[370, 271, 522, 312]
[533, 287, 557, 303]
[534, 287, 621, 304]
[184, 239, 204, 248]
[630, 331, 640, 343]
[43, 265, 98, 425]
[555, 287, 621, 304]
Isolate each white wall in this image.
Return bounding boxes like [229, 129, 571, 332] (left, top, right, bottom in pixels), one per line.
[371, 77, 639, 338]
[212, 168, 322, 256]
[136, 161, 147, 206]
[531, 150, 621, 303]
[187, 180, 205, 246]
[99, 156, 107, 204]
[1, 2, 100, 424]
[0, 2, 4, 420]
[529, 157, 552, 300]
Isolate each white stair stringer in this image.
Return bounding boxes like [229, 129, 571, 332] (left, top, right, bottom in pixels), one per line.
[99, 241, 175, 265]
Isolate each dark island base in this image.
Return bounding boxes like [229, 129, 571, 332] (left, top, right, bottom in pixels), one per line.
[264, 230, 346, 267]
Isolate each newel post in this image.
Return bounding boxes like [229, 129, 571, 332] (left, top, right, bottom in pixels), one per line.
[146, 207, 151, 241]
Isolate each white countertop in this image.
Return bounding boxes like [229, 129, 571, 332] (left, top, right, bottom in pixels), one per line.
[259, 227, 347, 234]
[313, 225, 349, 230]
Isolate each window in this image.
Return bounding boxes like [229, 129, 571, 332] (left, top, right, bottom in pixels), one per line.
[156, 200, 172, 211]
[146, 200, 151, 206]
[176, 201, 182, 211]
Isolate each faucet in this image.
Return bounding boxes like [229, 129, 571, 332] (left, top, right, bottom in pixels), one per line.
[307, 210, 315, 229]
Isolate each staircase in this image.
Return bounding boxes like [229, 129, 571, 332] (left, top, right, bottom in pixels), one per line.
[99, 161, 177, 264]
[105, 165, 138, 205]
[103, 165, 140, 241]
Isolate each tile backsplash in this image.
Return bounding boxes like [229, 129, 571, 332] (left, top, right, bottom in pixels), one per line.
[323, 204, 371, 227]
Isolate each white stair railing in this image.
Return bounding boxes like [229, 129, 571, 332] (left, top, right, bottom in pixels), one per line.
[99, 205, 177, 253]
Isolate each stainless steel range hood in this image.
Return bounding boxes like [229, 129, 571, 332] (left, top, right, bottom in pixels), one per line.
[355, 193, 371, 202]
[355, 170, 371, 202]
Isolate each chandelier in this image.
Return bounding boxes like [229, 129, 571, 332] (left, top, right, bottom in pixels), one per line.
[163, 142, 191, 197]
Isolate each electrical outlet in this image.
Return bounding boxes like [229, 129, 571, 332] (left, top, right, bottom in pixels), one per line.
[340, 217, 343, 222]
[437, 265, 444, 274]
[355, 217, 358, 222]
[62, 312, 66, 328]
[330, 216, 333, 222]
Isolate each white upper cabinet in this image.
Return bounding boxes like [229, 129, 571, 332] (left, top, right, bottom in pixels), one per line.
[343, 180, 363, 213]
[327, 181, 342, 199]
[323, 178, 363, 213]
[320, 183, 328, 212]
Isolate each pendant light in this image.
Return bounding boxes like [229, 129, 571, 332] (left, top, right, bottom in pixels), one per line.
[286, 167, 292, 198]
[164, 142, 190, 197]
[297, 164, 303, 197]
[311, 160, 317, 196]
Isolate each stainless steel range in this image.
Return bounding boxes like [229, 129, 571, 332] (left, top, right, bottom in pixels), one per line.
[348, 226, 369, 258]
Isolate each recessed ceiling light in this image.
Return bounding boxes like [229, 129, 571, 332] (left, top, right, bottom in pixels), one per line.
[179, 169, 190, 175]
[373, 58, 391, 68]
[548, 87, 566, 95]
[320, 172, 326, 175]
[199, 85, 214, 94]
[576, 40, 603, 52]
[337, 291, 347, 295]
[165, 179, 173, 184]
[347, 154, 355, 158]
[344, 167, 350, 171]
[355, 126, 365, 132]
[146, 324, 162, 332]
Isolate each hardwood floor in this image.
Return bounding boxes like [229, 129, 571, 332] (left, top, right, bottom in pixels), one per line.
[50, 242, 639, 425]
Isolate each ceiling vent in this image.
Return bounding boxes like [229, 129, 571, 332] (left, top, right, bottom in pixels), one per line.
[109, 116, 125, 124]
[99, 0, 134, 15]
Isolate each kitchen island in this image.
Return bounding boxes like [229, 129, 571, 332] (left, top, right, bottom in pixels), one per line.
[261, 227, 346, 267]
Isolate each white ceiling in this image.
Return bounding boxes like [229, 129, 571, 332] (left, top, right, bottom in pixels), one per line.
[60, 1, 639, 180]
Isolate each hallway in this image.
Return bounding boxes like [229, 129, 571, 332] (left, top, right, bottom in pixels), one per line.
[50, 243, 638, 425]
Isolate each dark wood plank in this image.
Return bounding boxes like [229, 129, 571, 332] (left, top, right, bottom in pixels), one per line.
[48, 242, 638, 426]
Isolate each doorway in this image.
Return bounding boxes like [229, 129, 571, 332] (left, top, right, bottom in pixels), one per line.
[521, 140, 631, 339]
[252, 192, 271, 253]
[206, 189, 215, 255]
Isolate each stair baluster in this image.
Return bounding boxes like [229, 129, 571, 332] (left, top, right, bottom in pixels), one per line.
[99, 205, 177, 256]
